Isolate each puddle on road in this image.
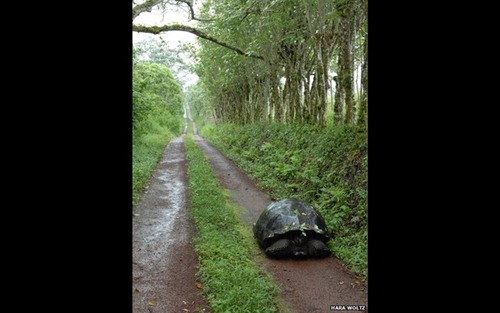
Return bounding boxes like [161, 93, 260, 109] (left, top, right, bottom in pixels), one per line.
[133, 121, 211, 313]
[149, 169, 185, 247]
[160, 158, 183, 164]
[133, 135, 189, 264]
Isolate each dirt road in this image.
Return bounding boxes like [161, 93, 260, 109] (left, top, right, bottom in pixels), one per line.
[132, 116, 368, 312]
[132, 122, 211, 313]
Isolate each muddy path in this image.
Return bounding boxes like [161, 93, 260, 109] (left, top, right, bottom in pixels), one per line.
[133, 110, 367, 313]
[132, 122, 211, 313]
[191, 118, 368, 312]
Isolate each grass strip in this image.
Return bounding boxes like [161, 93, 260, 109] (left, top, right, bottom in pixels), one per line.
[185, 132, 280, 313]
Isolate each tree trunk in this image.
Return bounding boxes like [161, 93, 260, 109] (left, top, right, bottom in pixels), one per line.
[357, 31, 368, 127]
[341, 10, 355, 124]
[357, 0, 368, 128]
[333, 72, 344, 124]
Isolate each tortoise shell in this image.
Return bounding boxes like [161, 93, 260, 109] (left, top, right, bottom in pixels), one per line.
[253, 198, 331, 250]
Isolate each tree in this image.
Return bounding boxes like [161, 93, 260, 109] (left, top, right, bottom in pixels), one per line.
[132, 0, 264, 60]
[134, 37, 194, 88]
[133, 58, 183, 131]
[184, 83, 210, 119]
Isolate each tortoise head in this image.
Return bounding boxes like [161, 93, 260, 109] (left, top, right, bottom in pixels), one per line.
[289, 232, 308, 256]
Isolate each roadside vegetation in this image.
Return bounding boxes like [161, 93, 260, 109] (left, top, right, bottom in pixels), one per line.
[132, 50, 183, 205]
[185, 128, 282, 313]
[134, 0, 368, 284]
[200, 122, 368, 279]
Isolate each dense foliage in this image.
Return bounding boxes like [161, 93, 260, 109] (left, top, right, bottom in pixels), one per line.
[185, 131, 281, 313]
[133, 59, 183, 130]
[133, 1, 367, 126]
[184, 83, 212, 119]
[135, 37, 195, 89]
[201, 122, 367, 278]
[132, 50, 184, 204]
[194, 0, 367, 126]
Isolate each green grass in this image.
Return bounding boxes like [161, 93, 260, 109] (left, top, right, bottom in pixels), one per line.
[132, 114, 182, 205]
[185, 131, 281, 313]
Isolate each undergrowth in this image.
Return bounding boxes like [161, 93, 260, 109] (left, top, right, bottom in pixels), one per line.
[132, 113, 182, 205]
[185, 131, 280, 313]
[200, 122, 368, 279]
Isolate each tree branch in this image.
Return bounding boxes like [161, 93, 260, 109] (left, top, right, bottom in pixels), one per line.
[240, 0, 261, 22]
[133, 24, 264, 60]
[132, 0, 163, 20]
[176, 0, 214, 22]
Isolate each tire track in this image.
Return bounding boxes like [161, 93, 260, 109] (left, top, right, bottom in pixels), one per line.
[132, 122, 210, 313]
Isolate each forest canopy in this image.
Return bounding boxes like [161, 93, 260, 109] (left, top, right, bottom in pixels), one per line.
[133, 0, 367, 127]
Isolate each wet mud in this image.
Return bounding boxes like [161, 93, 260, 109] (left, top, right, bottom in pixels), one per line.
[132, 123, 210, 313]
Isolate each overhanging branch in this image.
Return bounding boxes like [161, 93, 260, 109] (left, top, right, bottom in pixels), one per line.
[176, 0, 214, 22]
[133, 24, 265, 60]
[132, 0, 163, 20]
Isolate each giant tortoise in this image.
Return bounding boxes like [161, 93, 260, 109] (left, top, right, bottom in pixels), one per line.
[253, 198, 331, 258]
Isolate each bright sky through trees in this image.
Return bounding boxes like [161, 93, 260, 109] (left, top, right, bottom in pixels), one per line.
[133, 1, 201, 87]
[132, 1, 199, 48]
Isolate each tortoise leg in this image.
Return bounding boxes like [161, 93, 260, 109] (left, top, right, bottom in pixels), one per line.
[265, 238, 292, 257]
[307, 239, 330, 257]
